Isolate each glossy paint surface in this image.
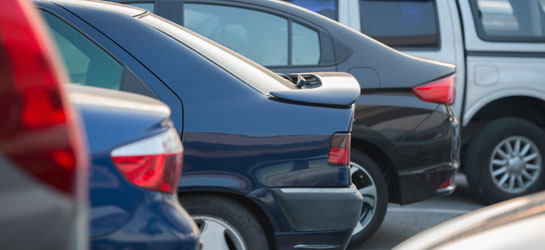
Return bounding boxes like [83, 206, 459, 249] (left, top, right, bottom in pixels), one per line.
[66, 84, 199, 249]
[40, 1, 357, 248]
[109, 0, 461, 205]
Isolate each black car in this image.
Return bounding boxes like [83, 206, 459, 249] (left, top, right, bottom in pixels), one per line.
[111, 0, 461, 244]
[38, 1, 363, 249]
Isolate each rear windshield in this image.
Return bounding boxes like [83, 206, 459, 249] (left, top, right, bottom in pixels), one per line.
[137, 14, 293, 94]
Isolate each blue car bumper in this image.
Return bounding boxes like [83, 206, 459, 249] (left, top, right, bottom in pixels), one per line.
[92, 192, 200, 250]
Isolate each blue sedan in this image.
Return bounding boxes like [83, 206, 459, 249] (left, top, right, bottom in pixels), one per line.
[38, 1, 363, 249]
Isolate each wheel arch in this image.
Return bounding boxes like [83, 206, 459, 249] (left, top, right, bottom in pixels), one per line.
[463, 91, 545, 127]
[462, 95, 545, 147]
[179, 190, 276, 250]
[351, 137, 402, 203]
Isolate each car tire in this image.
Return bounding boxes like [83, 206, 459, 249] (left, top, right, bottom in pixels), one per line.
[348, 150, 388, 246]
[180, 195, 270, 250]
[465, 117, 545, 204]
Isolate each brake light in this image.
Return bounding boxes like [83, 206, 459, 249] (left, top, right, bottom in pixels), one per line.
[438, 178, 453, 189]
[0, 0, 86, 196]
[413, 74, 456, 105]
[111, 129, 183, 193]
[328, 133, 351, 166]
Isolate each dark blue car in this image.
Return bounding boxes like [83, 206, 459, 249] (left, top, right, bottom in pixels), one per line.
[38, 1, 363, 249]
[66, 84, 199, 249]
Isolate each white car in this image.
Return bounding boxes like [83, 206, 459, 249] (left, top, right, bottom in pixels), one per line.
[394, 190, 545, 250]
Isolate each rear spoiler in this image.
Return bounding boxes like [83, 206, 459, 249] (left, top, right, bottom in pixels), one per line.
[270, 72, 361, 107]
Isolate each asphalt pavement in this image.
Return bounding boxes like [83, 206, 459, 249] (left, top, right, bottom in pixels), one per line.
[349, 175, 485, 250]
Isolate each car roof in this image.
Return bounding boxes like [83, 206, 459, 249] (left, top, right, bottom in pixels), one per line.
[36, 0, 145, 17]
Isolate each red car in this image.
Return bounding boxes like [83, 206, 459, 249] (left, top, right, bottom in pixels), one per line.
[0, 0, 88, 249]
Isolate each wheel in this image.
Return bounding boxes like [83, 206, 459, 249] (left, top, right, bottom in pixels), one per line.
[348, 150, 388, 246]
[465, 117, 545, 204]
[180, 195, 270, 250]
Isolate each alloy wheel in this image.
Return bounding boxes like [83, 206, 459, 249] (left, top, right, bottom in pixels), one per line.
[350, 161, 378, 235]
[489, 136, 542, 194]
[194, 216, 247, 250]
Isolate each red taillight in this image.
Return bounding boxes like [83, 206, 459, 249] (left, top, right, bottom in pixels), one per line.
[328, 133, 351, 166]
[0, 0, 86, 196]
[413, 74, 456, 105]
[438, 178, 453, 189]
[111, 129, 183, 193]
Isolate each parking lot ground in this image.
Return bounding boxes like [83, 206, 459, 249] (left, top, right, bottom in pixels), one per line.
[350, 175, 485, 250]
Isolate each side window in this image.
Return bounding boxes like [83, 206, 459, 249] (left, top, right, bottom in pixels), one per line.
[184, 4, 288, 66]
[284, 0, 338, 20]
[41, 11, 123, 90]
[127, 3, 155, 13]
[471, 0, 545, 42]
[292, 22, 320, 65]
[359, 0, 439, 48]
[184, 4, 323, 67]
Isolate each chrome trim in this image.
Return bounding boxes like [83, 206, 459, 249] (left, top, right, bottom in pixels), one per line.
[280, 185, 357, 194]
[435, 185, 456, 194]
[294, 244, 340, 249]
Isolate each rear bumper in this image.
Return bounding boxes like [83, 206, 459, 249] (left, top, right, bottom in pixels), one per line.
[396, 162, 458, 204]
[91, 192, 200, 250]
[393, 105, 460, 204]
[269, 185, 362, 249]
[271, 185, 363, 232]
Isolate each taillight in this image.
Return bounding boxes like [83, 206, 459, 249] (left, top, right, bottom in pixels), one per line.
[0, 0, 86, 196]
[328, 133, 351, 166]
[412, 74, 456, 105]
[111, 128, 183, 193]
[438, 178, 453, 190]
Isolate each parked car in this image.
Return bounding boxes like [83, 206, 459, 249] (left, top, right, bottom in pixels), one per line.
[0, 0, 88, 249]
[394, 191, 545, 250]
[65, 84, 200, 249]
[110, 0, 461, 244]
[37, 1, 364, 249]
[289, 0, 545, 205]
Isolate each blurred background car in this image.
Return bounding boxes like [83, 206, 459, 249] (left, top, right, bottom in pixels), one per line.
[37, 1, 364, 249]
[288, 0, 545, 205]
[0, 0, 88, 249]
[110, 0, 461, 245]
[394, 191, 545, 250]
[65, 84, 200, 250]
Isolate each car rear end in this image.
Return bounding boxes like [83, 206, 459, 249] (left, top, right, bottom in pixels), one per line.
[259, 0, 461, 204]
[34, 2, 361, 248]
[0, 0, 88, 249]
[260, 73, 364, 249]
[67, 85, 199, 250]
[133, 15, 364, 249]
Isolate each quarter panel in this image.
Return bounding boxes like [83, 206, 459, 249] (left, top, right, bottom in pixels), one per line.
[463, 56, 545, 126]
[75, 101, 172, 237]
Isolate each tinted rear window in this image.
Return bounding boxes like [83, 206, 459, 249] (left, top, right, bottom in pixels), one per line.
[359, 0, 439, 48]
[139, 14, 293, 94]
